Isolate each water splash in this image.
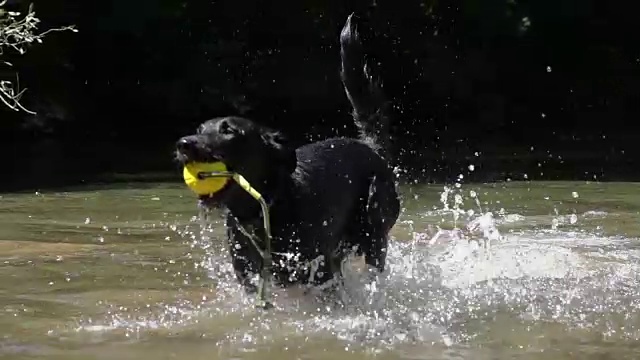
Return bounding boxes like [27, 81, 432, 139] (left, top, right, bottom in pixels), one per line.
[71, 181, 640, 353]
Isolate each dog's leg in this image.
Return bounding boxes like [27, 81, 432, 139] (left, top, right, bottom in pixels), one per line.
[362, 231, 388, 275]
[329, 251, 345, 280]
[301, 250, 346, 297]
[226, 216, 260, 294]
[360, 176, 397, 276]
[324, 249, 347, 293]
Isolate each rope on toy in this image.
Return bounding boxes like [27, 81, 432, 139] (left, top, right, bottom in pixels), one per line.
[183, 163, 273, 309]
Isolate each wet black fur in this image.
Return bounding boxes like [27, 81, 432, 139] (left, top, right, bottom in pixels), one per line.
[175, 14, 400, 292]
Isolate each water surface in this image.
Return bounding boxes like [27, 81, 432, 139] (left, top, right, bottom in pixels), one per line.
[2, 181, 640, 359]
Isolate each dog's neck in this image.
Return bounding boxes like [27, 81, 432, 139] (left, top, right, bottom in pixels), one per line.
[225, 172, 294, 224]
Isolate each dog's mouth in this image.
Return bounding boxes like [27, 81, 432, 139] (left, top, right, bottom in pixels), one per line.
[175, 145, 235, 207]
[175, 149, 227, 165]
[195, 157, 235, 207]
[205, 152, 225, 163]
[197, 180, 233, 207]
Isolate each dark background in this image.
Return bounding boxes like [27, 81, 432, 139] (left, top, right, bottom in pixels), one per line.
[1, 0, 638, 191]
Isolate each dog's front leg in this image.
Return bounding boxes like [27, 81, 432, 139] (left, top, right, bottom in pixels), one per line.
[227, 222, 260, 294]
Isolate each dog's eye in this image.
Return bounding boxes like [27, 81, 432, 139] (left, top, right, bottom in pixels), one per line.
[218, 120, 235, 135]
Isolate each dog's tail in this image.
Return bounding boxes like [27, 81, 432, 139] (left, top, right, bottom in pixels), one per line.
[340, 13, 392, 158]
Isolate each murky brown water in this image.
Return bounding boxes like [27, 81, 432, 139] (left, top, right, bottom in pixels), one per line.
[2, 181, 640, 359]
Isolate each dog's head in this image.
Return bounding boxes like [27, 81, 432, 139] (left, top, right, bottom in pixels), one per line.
[175, 116, 297, 210]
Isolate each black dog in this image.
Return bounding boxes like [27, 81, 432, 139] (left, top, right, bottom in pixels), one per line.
[175, 14, 400, 292]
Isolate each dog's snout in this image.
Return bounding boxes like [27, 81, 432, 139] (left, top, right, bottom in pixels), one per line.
[176, 137, 196, 152]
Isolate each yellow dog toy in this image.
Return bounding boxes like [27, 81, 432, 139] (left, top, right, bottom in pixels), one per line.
[182, 162, 230, 196]
[182, 162, 273, 309]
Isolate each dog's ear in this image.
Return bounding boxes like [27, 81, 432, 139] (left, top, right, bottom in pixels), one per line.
[261, 130, 297, 174]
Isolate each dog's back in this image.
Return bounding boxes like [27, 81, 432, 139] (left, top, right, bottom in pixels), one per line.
[293, 137, 392, 219]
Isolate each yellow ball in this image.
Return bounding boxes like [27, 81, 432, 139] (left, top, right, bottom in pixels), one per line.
[183, 162, 230, 196]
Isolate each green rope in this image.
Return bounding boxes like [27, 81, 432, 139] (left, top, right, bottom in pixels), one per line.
[199, 171, 273, 309]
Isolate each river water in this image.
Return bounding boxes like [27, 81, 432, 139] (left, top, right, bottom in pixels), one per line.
[2, 181, 640, 359]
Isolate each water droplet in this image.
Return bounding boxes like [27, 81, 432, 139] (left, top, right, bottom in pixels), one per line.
[569, 214, 578, 224]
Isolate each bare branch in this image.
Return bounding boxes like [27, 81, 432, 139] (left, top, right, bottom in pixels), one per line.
[1, 73, 35, 114]
[1, 2, 76, 114]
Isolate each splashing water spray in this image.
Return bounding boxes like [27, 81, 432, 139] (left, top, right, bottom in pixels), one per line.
[430, 171, 501, 251]
[182, 162, 274, 310]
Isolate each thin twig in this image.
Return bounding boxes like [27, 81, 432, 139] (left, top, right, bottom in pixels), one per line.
[1, 2, 76, 113]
